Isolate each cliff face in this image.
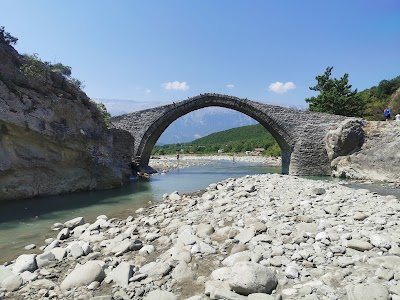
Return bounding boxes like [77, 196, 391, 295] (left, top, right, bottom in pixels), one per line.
[0, 38, 132, 201]
[328, 121, 400, 182]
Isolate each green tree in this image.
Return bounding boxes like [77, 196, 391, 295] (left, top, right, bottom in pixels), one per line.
[0, 26, 18, 45]
[306, 66, 365, 117]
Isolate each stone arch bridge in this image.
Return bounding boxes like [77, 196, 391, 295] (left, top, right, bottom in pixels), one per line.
[111, 93, 349, 176]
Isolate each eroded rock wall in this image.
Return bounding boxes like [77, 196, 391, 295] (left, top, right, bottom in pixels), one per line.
[0, 38, 131, 200]
[328, 121, 400, 182]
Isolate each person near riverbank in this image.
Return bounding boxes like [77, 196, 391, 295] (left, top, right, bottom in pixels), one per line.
[384, 107, 391, 121]
[130, 161, 141, 180]
[396, 112, 400, 121]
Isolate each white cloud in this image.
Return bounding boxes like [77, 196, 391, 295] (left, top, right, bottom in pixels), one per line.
[226, 84, 235, 89]
[268, 81, 296, 94]
[162, 81, 189, 91]
[145, 89, 151, 94]
[194, 134, 202, 139]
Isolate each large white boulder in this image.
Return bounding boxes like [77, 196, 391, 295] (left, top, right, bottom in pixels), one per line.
[227, 262, 277, 295]
[12, 254, 37, 274]
[60, 261, 105, 290]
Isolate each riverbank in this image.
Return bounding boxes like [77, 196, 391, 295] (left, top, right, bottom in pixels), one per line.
[1, 173, 399, 299]
[150, 154, 281, 173]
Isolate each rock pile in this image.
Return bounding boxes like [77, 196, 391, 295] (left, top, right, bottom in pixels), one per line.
[1, 173, 400, 300]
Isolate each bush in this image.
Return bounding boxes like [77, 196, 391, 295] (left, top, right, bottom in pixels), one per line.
[20, 53, 85, 90]
[94, 101, 111, 127]
[21, 53, 47, 81]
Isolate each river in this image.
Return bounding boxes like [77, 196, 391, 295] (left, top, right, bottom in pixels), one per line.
[1, 160, 399, 264]
[0, 161, 280, 263]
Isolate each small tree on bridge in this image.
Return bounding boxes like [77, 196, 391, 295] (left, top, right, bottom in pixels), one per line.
[306, 66, 365, 117]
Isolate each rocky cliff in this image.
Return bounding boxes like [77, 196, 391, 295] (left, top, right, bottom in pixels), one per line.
[327, 120, 400, 182]
[0, 38, 132, 201]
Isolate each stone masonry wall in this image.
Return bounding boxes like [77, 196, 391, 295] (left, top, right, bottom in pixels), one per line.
[112, 94, 348, 176]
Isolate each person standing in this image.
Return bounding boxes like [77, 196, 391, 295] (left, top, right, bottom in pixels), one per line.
[384, 107, 391, 121]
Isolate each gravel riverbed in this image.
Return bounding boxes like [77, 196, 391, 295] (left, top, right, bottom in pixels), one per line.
[1, 173, 400, 300]
[149, 155, 281, 173]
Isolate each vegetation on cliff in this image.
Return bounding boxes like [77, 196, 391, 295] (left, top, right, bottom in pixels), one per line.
[361, 75, 400, 120]
[152, 124, 281, 156]
[95, 102, 112, 127]
[307, 66, 400, 120]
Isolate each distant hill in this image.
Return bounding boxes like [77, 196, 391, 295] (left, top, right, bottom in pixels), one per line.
[157, 108, 257, 144]
[152, 124, 280, 156]
[190, 124, 274, 145]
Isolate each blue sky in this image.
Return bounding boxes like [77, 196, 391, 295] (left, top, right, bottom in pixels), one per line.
[1, 0, 399, 109]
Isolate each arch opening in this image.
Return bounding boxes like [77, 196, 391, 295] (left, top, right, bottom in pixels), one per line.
[136, 96, 293, 174]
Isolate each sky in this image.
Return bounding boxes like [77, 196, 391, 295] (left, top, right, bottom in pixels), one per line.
[1, 0, 399, 110]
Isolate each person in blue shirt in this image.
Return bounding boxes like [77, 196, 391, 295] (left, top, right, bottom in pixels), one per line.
[384, 107, 391, 121]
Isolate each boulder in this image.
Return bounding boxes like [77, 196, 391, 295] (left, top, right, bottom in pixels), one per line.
[345, 239, 373, 251]
[50, 247, 66, 261]
[111, 239, 142, 254]
[60, 261, 105, 290]
[345, 283, 389, 300]
[1, 274, 22, 291]
[235, 228, 255, 244]
[36, 251, 57, 268]
[0, 266, 13, 285]
[64, 217, 85, 229]
[68, 242, 84, 258]
[107, 262, 134, 287]
[169, 191, 181, 201]
[139, 262, 171, 278]
[57, 228, 70, 240]
[171, 261, 194, 283]
[144, 290, 177, 300]
[325, 119, 364, 160]
[12, 254, 37, 274]
[227, 262, 277, 295]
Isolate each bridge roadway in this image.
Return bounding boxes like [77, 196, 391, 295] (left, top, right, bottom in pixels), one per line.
[111, 93, 347, 176]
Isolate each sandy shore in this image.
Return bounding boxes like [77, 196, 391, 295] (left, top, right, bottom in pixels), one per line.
[1, 173, 400, 299]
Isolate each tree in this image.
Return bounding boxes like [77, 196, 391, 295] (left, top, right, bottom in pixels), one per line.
[305, 66, 365, 117]
[0, 26, 18, 45]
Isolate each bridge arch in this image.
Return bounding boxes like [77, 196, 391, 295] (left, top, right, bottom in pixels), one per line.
[136, 94, 294, 174]
[111, 93, 347, 176]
